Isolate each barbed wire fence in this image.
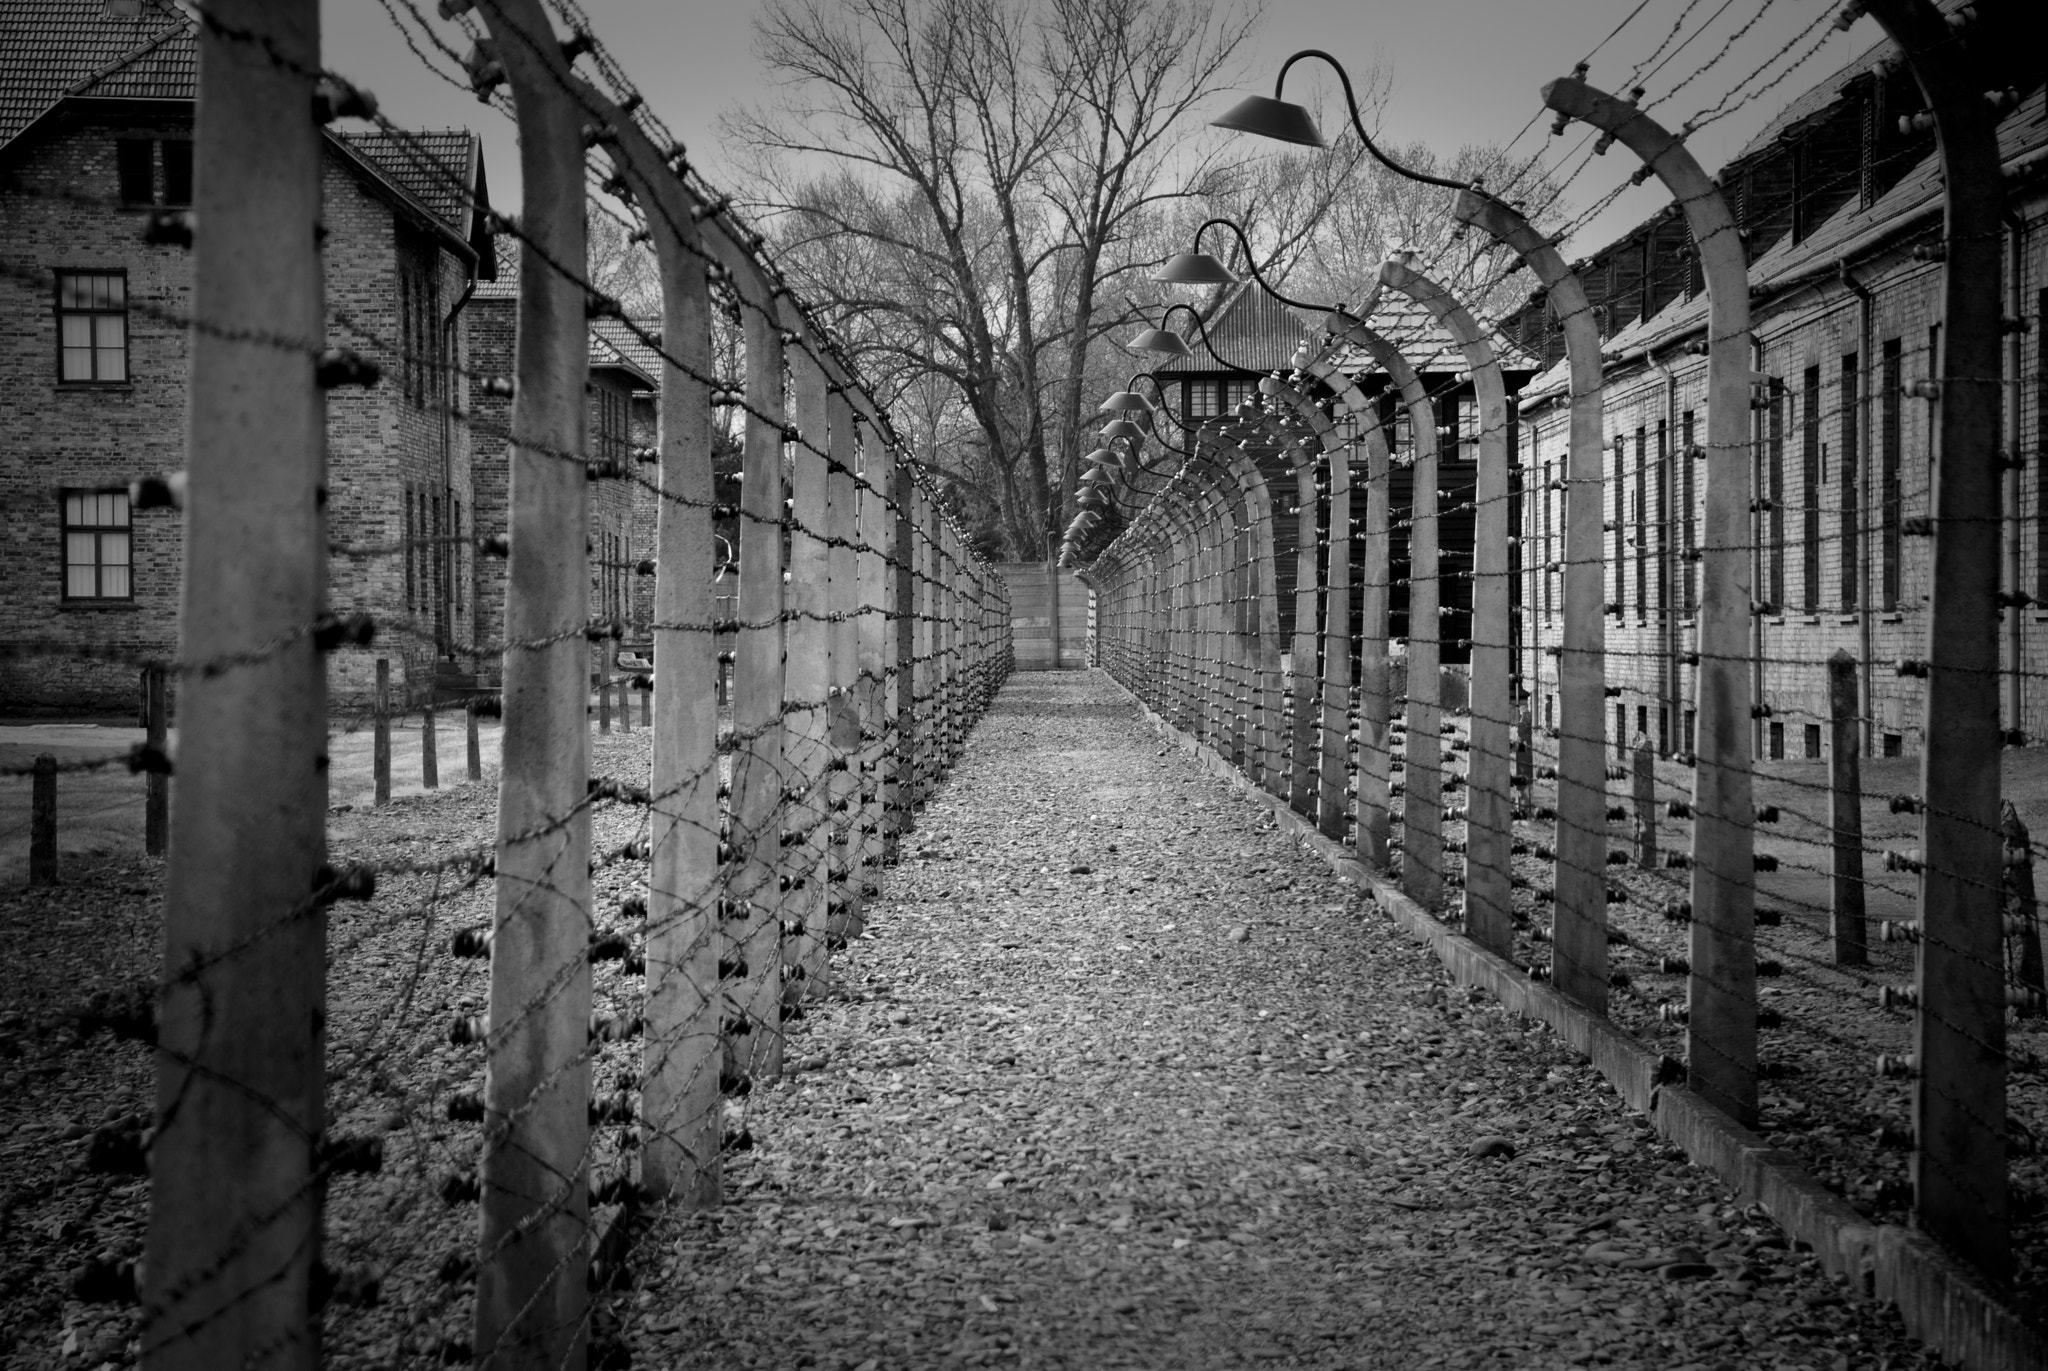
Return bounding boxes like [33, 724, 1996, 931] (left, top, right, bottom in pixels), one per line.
[2, 1, 1013, 1367]
[1076, 3, 2044, 1368]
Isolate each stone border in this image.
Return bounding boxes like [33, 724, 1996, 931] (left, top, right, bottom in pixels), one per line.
[1118, 686, 2044, 1371]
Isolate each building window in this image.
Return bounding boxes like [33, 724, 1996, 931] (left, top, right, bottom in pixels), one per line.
[1633, 427, 1647, 619]
[1768, 721, 1785, 760]
[1882, 732, 1902, 758]
[1881, 338, 1902, 610]
[56, 271, 129, 383]
[1805, 723, 1822, 759]
[1766, 377, 1785, 609]
[62, 490, 132, 600]
[1802, 365, 1821, 612]
[1681, 411, 1697, 613]
[116, 137, 192, 208]
[1613, 436, 1626, 614]
[1655, 420, 1670, 616]
[1840, 352, 1859, 610]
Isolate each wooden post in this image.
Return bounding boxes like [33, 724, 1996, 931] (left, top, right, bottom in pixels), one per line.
[616, 675, 630, 734]
[470, 3, 593, 1360]
[1379, 257, 1515, 956]
[1828, 650, 1866, 965]
[1546, 77, 1756, 1124]
[2006, 803, 2045, 1018]
[1857, 0, 2014, 1277]
[373, 656, 391, 806]
[141, 3, 327, 1363]
[640, 677, 650, 728]
[29, 754, 57, 886]
[891, 462, 917, 844]
[1454, 186, 1610, 1012]
[466, 700, 482, 782]
[1632, 736, 1655, 869]
[597, 656, 611, 733]
[421, 704, 438, 790]
[598, 100, 721, 1206]
[143, 663, 168, 856]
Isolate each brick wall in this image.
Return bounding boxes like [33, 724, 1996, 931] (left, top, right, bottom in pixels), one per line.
[1518, 194, 2048, 761]
[0, 112, 477, 714]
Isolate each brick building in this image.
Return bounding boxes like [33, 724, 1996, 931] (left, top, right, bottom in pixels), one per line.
[1508, 32, 2047, 761]
[0, 0, 491, 713]
[464, 248, 657, 688]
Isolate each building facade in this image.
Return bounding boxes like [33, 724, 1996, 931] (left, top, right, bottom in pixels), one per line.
[1510, 35, 2046, 761]
[0, 0, 492, 713]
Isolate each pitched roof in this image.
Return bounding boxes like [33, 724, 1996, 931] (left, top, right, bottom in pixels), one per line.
[593, 316, 664, 383]
[1166, 281, 1314, 375]
[336, 130, 480, 243]
[588, 326, 655, 388]
[0, 0, 192, 150]
[1517, 81, 2048, 409]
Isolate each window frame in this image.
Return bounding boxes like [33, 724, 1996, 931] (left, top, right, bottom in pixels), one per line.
[59, 488, 135, 603]
[54, 269, 132, 386]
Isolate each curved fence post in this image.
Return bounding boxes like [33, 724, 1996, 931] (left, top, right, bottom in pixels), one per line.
[1547, 73, 1758, 1126]
[1860, 0, 2013, 1280]
[1380, 258, 1515, 957]
[1453, 186, 1611, 1010]
[1327, 311, 1444, 906]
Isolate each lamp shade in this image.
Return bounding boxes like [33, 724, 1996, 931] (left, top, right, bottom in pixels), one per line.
[1098, 389, 1155, 414]
[1154, 251, 1237, 286]
[1211, 93, 1325, 147]
[1084, 446, 1120, 467]
[1100, 418, 1146, 442]
[1129, 327, 1192, 357]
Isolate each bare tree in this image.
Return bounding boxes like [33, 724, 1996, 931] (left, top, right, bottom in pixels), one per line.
[726, 0, 1262, 558]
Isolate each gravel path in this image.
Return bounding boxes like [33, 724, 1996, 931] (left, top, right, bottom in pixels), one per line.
[622, 672, 1935, 1371]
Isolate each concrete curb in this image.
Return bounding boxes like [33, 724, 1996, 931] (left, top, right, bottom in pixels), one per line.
[1121, 687, 2044, 1371]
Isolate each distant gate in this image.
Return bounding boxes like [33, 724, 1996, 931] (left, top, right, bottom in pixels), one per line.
[997, 562, 1089, 670]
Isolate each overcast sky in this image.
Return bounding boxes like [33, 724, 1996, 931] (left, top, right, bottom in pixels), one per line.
[324, 0, 1885, 263]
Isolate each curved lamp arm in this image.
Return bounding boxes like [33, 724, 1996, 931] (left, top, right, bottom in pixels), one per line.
[1149, 302, 1260, 373]
[1181, 217, 1326, 312]
[1219, 49, 1467, 193]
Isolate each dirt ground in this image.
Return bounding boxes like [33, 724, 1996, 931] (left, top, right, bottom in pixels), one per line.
[0, 673, 1983, 1370]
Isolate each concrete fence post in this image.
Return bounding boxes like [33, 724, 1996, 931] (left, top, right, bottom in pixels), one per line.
[728, 261, 791, 1088]
[1380, 257, 1516, 957]
[1861, 0, 2014, 1279]
[141, 3, 328, 1363]
[1325, 313, 1442, 902]
[1546, 75, 1759, 1126]
[469, 2, 594, 1360]
[597, 97, 721, 1205]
